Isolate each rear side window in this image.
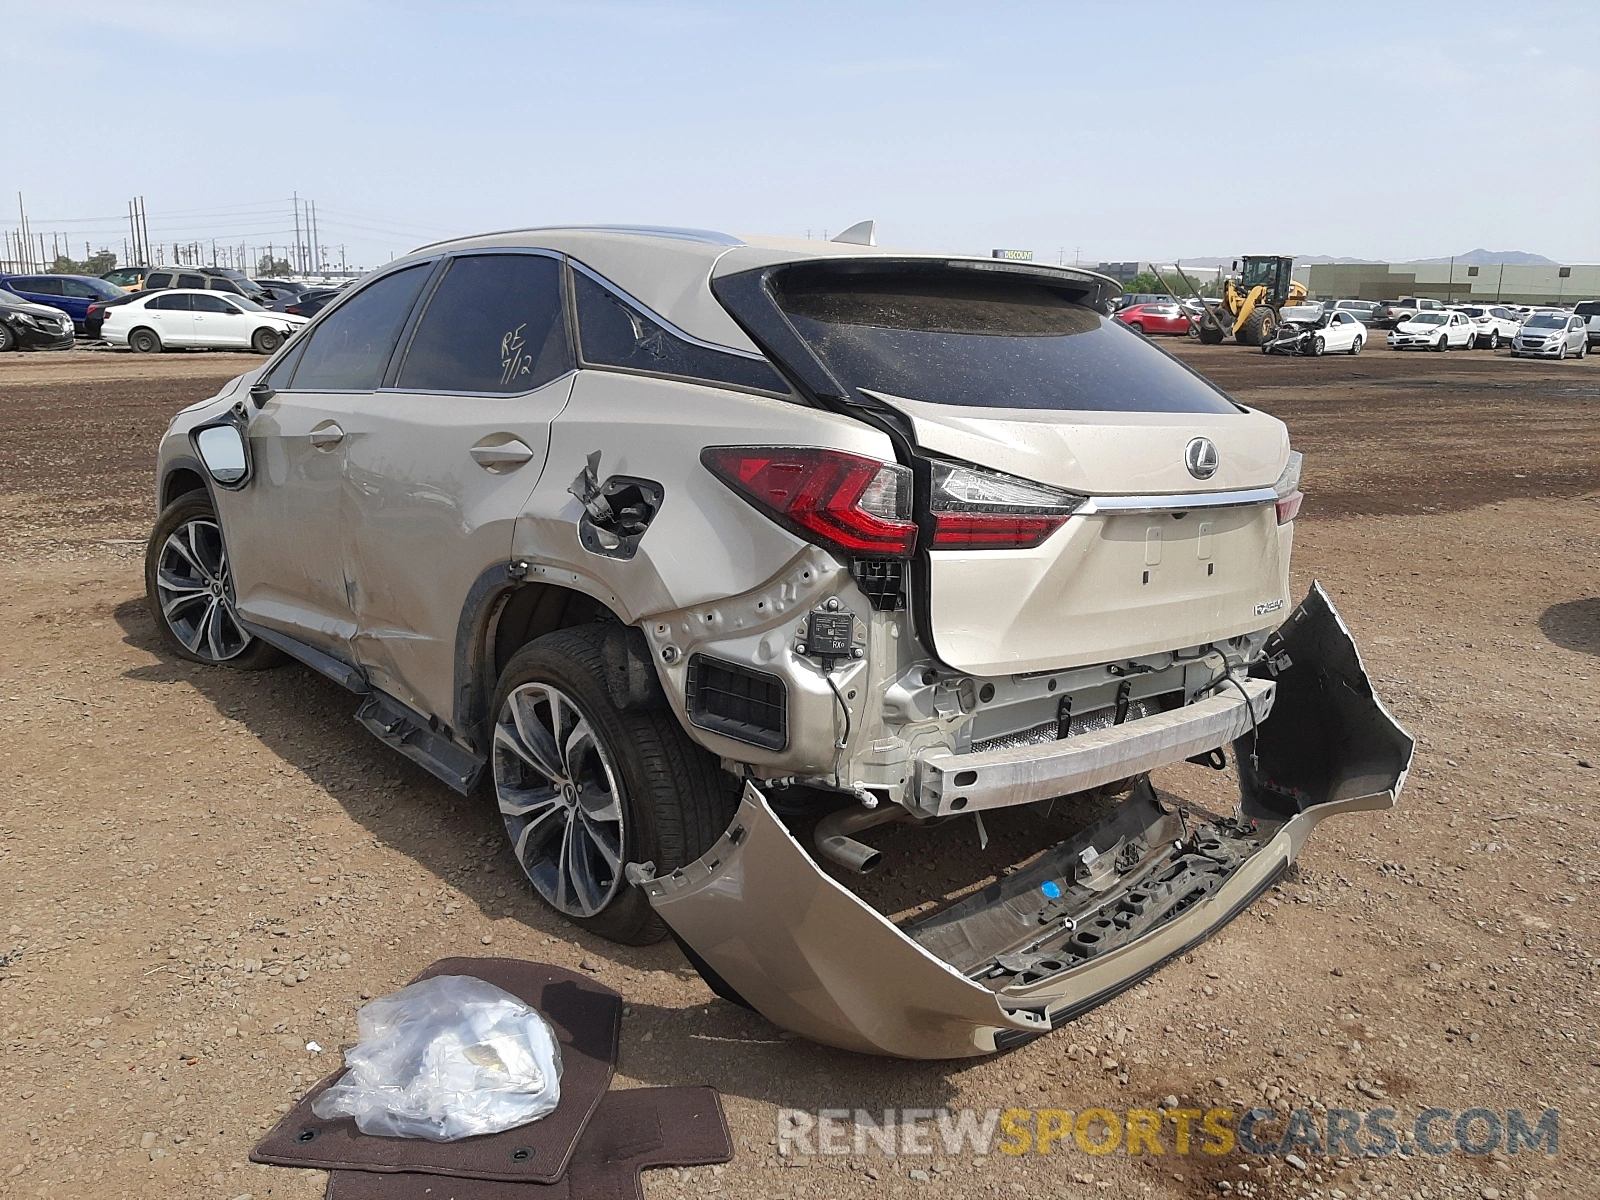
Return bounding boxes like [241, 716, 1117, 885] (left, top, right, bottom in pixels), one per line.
[177, 273, 206, 289]
[148, 293, 192, 311]
[573, 269, 787, 393]
[18, 277, 61, 295]
[146, 272, 174, 289]
[397, 254, 570, 394]
[287, 264, 430, 392]
[773, 270, 1237, 414]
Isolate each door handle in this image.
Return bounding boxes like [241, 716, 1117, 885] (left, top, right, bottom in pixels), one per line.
[470, 437, 534, 469]
[309, 423, 345, 449]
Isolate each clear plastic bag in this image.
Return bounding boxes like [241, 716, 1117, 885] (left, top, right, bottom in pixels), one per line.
[312, 974, 562, 1141]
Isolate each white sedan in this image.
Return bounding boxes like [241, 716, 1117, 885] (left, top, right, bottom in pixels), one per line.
[1387, 310, 1476, 351]
[103, 289, 307, 354]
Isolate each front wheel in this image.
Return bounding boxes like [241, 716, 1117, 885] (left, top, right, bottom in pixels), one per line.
[490, 626, 737, 945]
[1310, 335, 1326, 357]
[1433, 336, 1448, 352]
[144, 489, 285, 669]
[1349, 336, 1363, 355]
[251, 326, 283, 354]
[128, 327, 162, 354]
[1557, 342, 1567, 360]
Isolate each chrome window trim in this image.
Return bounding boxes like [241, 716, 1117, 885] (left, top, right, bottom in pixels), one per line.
[1074, 486, 1279, 516]
[375, 366, 579, 403]
[567, 258, 770, 362]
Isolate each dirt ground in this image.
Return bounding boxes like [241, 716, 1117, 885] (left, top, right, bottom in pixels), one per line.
[1, 340, 1597, 1200]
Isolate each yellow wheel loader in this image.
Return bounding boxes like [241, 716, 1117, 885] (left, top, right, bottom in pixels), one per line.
[1189, 256, 1308, 346]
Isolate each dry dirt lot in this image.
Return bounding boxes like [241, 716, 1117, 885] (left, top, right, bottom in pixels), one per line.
[1, 341, 1597, 1200]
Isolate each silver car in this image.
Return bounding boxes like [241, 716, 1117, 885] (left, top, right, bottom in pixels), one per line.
[146, 226, 1411, 1058]
[1510, 311, 1590, 358]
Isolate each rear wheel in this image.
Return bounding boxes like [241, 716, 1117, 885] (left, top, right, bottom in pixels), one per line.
[1488, 331, 1499, 350]
[129, 327, 162, 354]
[144, 489, 285, 669]
[1349, 336, 1363, 355]
[1238, 307, 1273, 346]
[490, 626, 737, 945]
[251, 327, 283, 354]
[1198, 321, 1225, 345]
[1127, 322, 1145, 335]
[0, 324, 14, 353]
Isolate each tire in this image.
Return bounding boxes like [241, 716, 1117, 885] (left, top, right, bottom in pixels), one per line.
[1579, 340, 1588, 359]
[1198, 322, 1225, 345]
[128, 327, 162, 354]
[1433, 336, 1447, 352]
[144, 488, 286, 670]
[1238, 307, 1273, 346]
[1488, 331, 1499, 350]
[0, 323, 14, 353]
[251, 326, 283, 354]
[1349, 336, 1363, 356]
[1127, 322, 1145, 335]
[1260, 342, 1271, 355]
[490, 625, 737, 945]
[1557, 342, 1567, 360]
[1310, 335, 1326, 357]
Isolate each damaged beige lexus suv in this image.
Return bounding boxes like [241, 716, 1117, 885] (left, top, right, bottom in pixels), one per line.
[147, 226, 1413, 1058]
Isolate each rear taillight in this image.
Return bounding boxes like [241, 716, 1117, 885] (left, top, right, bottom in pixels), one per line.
[929, 462, 1084, 550]
[1273, 450, 1304, 524]
[701, 446, 916, 556]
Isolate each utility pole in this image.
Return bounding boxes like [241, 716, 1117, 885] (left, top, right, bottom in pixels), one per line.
[292, 192, 302, 274]
[1496, 262, 1504, 303]
[1446, 255, 1456, 305]
[310, 200, 320, 274]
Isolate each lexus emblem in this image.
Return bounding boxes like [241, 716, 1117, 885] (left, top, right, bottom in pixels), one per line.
[1185, 437, 1219, 480]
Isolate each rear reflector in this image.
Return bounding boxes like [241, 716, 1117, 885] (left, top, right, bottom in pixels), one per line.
[701, 446, 916, 556]
[929, 461, 1084, 550]
[1276, 489, 1303, 524]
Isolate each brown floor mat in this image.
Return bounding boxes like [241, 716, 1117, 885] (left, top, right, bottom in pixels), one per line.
[323, 1087, 732, 1200]
[252, 958, 621, 1184]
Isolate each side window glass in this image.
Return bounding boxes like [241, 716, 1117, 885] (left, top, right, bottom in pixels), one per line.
[573, 269, 786, 393]
[287, 264, 430, 392]
[61, 280, 96, 298]
[147, 273, 173, 289]
[151, 293, 193, 311]
[25, 278, 62, 295]
[397, 254, 571, 394]
[192, 294, 232, 313]
[264, 335, 309, 389]
[177, 274, 206, 289]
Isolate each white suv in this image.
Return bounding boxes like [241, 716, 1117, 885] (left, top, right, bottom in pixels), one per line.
[146, 226, 1412, 1058]
[1449, 304, 1521, 349]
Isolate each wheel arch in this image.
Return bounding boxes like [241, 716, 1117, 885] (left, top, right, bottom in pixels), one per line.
[159, 456, 212, 511]
[452, 567, 661, 752]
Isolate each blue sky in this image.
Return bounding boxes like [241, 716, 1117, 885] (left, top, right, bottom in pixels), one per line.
[4, 1, 1597, 270]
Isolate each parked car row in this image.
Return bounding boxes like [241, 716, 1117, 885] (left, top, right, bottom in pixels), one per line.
[102, 289, 308, 354]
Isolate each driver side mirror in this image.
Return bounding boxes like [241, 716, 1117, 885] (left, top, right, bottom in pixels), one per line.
[192, 421, 251, 489]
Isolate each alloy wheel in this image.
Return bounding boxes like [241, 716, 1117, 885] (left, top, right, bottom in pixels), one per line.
[154, 518, 252, 661]
[493, 683, 626, 918]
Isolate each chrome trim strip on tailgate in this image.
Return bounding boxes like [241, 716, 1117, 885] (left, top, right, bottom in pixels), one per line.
[915, 677, 1276, 816]
[1075, 486, 1278, 515]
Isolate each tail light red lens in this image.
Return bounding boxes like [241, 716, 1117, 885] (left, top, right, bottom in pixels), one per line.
[701, 446, 917, 557]
[929, 461, 1084, 550]
[1276, 489, 1303, 524]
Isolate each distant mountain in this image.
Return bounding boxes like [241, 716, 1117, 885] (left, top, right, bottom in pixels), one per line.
[1407, 249, 1555, 266]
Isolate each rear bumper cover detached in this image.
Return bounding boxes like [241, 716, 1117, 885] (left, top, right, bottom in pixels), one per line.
[636, 584, 1414, 1058]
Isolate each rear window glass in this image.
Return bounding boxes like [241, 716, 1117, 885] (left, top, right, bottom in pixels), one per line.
[774, 273, 1236, 414]
[1575, 301, 1600, 317]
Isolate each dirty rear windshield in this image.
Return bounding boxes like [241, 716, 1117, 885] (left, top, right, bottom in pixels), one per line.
[773, 273, 1236, 414]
